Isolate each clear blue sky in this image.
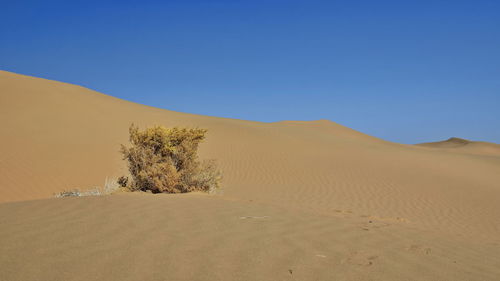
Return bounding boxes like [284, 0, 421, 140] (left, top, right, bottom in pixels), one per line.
[1, 0, 499, 144]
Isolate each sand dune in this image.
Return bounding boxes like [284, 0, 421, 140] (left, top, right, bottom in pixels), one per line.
[417, 137, 500, 156]
[1, 70, 500, 280]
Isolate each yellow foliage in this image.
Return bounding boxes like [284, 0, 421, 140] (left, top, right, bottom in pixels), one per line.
[120, 124, 221, 193]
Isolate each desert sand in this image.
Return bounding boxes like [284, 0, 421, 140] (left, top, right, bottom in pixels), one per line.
[1, 70, 499, 281]
[418, 137, 500, 156]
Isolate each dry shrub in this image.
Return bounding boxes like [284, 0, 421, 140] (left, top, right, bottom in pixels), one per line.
[117, 176, 129, 187]
[120, 124, 222, 193]
[55, 177, 123, 198]
[54, 189, 81, 198]
[103, 177, 121, 194]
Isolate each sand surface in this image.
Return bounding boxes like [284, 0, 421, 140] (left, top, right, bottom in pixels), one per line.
[418, 137, 500, 156]
[1, 70, 500, 280]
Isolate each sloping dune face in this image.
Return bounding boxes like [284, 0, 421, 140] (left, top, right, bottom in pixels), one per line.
[1, 71, 500, 280]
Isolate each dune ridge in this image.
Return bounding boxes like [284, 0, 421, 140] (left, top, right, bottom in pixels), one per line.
[417, 137, 500, 156]
[1, 70, 500, 280]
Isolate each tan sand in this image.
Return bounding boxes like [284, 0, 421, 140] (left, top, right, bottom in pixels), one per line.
[417, 137, 500, 156]
[1, 70, 500, 280]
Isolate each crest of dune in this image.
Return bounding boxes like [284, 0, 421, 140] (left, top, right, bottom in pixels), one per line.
[417, 137, 500, 156]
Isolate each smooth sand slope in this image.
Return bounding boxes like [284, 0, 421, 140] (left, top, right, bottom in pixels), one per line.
[1, 70, 500, 281]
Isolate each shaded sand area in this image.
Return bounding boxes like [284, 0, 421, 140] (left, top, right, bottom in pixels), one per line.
[1, 70, 500, 280]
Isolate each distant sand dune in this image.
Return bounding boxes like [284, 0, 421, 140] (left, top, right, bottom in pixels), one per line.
[1, 70, 500, 280]
[417, 137, 500, 156]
